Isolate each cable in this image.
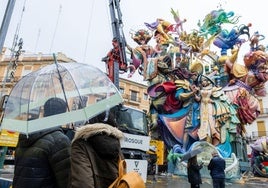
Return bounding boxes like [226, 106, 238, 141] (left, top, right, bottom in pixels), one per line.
[1, 0, 27, 97]
[49, 4, 62, 53]
[82, 0, 95, 63]
[34, 28, 41, 53]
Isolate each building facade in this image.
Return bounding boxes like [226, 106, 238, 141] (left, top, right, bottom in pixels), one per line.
[0, 48, 75, 96]
[244, 92, 268, 154]
[119, 77, 149, 113]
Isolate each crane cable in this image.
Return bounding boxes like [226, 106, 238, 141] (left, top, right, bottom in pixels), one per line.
[2, 0, 27, 97]
[82, 0, 95, 63]
[49, 4, 62, 53]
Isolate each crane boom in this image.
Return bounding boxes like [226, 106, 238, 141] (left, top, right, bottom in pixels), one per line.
[108, 0, 127, 65]
[103, 0, 128, 88]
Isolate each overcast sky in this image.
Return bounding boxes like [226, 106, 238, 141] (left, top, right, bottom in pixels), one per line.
[1, 0, 267, 82]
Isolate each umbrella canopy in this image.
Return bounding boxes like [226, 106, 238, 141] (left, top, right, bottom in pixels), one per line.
[180, 147, 203, 162]
[1, 62, 123, 135]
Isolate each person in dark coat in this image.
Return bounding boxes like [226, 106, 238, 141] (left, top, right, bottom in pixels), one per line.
[12, 97, 71, 188]
[187, 155, 203, 188]
[208, 151, 226, 188]
[69, 111, 124, 188]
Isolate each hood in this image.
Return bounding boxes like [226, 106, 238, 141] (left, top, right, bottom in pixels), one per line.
[72, 123, 124, 143]
[17, 127, 63, 147]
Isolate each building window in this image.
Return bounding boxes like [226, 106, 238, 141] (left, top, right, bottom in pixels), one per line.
[130, 90, 138, 101]
[119, 87, 124, 94]
[22, 66, 32, 76]
[143, 93, 148, 100]
[257, 121, 266, 137]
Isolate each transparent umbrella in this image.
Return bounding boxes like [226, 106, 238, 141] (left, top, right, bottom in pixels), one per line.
[0, 61, 123, 135]
[180, 147, 203, 162]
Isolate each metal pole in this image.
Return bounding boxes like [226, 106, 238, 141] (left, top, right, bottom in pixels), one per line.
[53, 53, 70, 113]
[0, 0, 16, 53]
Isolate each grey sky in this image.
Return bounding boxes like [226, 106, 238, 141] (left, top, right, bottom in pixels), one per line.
[1, 0, 267, 82]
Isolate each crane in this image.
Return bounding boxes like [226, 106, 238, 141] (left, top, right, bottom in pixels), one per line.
[102, 0, 128, 89]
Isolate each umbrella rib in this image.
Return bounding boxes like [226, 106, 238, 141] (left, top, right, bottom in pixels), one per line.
[49, 69, 58, 100]
[26, 71, 41, 136]
[53, 54, 70, 112]
[62, 64, 90, 122]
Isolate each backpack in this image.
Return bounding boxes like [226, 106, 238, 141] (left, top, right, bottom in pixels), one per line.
[109, 159, 146, 188]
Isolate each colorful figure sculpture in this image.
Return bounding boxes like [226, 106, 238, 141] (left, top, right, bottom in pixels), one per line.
[170, 8, 187, 35]
[213, 24, 250, 56]
[195, 75, 220, 144]
[250, 136, 268, 177]
[127, 29, 155, 78]
[249, 31, 265, 51]
[104, 6, 268, 178]
[145, 18, 174, 45]
[198, 9, 240, 38]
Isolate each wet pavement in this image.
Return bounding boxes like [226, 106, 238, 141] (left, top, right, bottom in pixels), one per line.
[1, 168, 268, 188]
[146, 173, 268, 188]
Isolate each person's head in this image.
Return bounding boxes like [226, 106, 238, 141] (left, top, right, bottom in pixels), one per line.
[112, 38, 119, 48]
[86, 109, 118, 127]
[187, 155, 198, 167]
[212, 151, 218, 157]
[201, 77, 209, 87]
[43, 97, 67, 117]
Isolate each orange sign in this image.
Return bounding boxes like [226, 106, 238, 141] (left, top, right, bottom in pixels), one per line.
[150, 139, 165, 165]
[0, 129, 19, 147]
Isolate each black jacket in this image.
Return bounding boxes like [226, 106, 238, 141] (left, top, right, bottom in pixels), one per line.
[187, 163, 203, 185]
[208, 155, 226, 179]
[12, 128, 71, 188]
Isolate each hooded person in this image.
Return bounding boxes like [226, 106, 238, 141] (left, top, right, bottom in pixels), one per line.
[12, 97, 71, 188]
[187, 155, 203, 188]
[69, 109, 124, 188]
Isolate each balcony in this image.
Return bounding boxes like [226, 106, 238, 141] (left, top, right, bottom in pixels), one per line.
[121, 94, 141, 105]
[0, 76, 20, 83]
